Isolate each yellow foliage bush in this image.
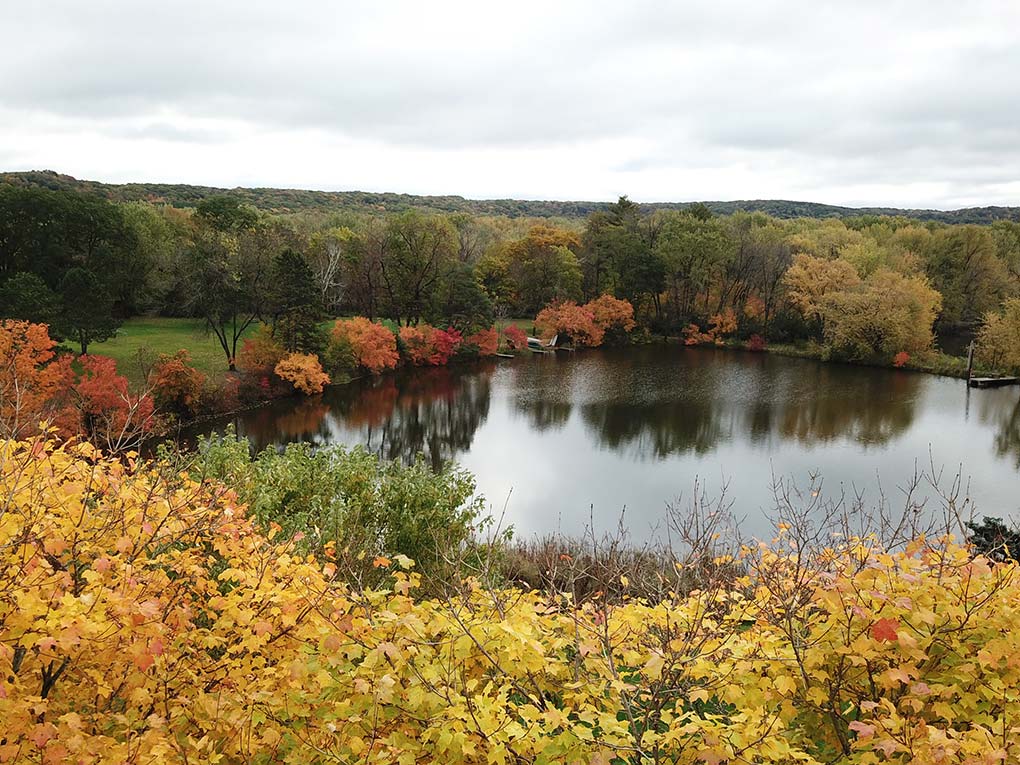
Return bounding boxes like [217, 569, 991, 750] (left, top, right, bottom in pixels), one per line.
[274, 352, 330, 395]
[2, 438, 1020, 763]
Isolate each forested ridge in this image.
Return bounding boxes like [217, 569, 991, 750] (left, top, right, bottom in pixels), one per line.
[4, 169, 1019, 223]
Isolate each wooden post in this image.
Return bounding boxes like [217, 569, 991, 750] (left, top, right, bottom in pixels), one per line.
[966, 340, 975, 384]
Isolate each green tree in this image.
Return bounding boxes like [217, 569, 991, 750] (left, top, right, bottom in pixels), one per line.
[185, 224, 273, 371]
[0, 272, 62, 330]
[269, 249, 323, 354]
[58, 267, 120, 354]
[924, 226, 1008, 327]
[381, 211, 458, 325]
[655, 211, 734, 322]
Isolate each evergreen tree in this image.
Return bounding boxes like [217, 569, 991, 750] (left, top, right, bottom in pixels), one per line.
[270, 249, 323, 353]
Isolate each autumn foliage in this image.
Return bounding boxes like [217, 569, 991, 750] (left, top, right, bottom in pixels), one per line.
[463, 327, 499, 357]
[4, 439, 1020, 763]
[149, 350, 206, 417]
[237, 324, 286, 375]
[587, 294, 636, 334]
[0, 320, 74, 439]
[73, 355, 156, 449]
[399, 324, 462, 366]
[535, 296, 637, 347]
[503, 324, 527, 350]
[274, 352, 330, 394]
[330, 317, 399, 374]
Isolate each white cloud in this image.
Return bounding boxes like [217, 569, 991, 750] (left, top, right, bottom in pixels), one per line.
[1, 0, 1018, 208]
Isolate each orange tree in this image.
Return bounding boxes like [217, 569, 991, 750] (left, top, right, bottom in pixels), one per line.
[0, 320, 75, 439]
[329, 317, 399, 375]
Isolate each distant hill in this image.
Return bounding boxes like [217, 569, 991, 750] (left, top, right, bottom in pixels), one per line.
[2, 170, 1018, 224]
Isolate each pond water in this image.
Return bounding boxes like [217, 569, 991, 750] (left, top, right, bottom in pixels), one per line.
[188, 347, 1020, 540]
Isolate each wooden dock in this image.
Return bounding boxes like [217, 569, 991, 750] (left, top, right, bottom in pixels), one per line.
[968, 377, 1020, 389]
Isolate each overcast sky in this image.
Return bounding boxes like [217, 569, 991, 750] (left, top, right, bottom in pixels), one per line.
[2, 1, 1019, 209]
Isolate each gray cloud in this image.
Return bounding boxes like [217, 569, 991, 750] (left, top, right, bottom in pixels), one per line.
[1, 0, 1018, 207]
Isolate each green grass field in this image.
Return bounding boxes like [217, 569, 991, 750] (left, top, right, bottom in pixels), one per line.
[66, 317, 253, 387]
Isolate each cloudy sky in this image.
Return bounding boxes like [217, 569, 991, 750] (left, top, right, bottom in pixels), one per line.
[2, 1, 1018, 208]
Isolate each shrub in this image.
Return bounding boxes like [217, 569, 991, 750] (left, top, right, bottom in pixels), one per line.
[746, 333, 767, 352]
[150, 349, 206, 417]
[74, 355, 156, 450]
[535, 301, 604, 346]
[188, 432, 487, 583]
[463, 327, 499, 357]
[503, 324, 527, 350]
[330, 317, 399, 374]
[237, 324, 286, 375]
[587, 295, 636, 334]
[274, 353, 330, 395]
[682, 323, 712, 346]
[708, 307, 738, 339]
[892, 351, 910, 368]
[6, 438, 1020, 764]
[400, 324, 462, 366]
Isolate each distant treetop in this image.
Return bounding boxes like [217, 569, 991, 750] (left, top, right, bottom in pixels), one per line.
[2, 169, 1018, 224]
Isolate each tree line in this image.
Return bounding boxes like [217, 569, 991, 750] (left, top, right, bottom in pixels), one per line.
[2, 184, 1020, 371]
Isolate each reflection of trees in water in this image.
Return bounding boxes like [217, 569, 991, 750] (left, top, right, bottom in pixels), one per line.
[977, 392, 1020, 467]
[515, 399, 572, 431]
[237, 397, 332, 451]
[775, 367, 918, 447]
[511, 356, 575, 431]
[581, 399, 728, 457]
[334, 365, 493, 470]
[578, 349, 730, 457]
[579, 351, 920, 457]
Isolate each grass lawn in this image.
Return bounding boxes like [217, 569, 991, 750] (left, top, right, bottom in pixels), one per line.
[66, 317, 252, 387]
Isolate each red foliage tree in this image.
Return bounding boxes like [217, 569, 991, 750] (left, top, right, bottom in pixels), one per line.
[464, 327, 499, 357]
[503, 325, 527, 351]
[150, 350, 206, 417]
[330, 318, 399, 374]
[400, 325, 462, 366]
[74, 355, 156, 451]
[893, 351, 910, 368]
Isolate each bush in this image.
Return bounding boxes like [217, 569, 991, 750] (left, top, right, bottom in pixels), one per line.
[150, 349, 206, 417]
[188, 432, 488, 584]
[7, 438, 1020, 764]
[74, 355, 156, 451]
[237, 324, 286, 376]
[892, 351, 910, 368]
[399, 324, 462, 365]
[535, 301, 604, 346]
[274, 353, 330, 395]
[503, 324, 527, 350]
[462, 327, 499, 357]
[330, 317, 399, 374]
[746, 333, 767, 352]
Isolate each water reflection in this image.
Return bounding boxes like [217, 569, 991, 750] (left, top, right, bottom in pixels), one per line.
[347, 366, 493, 470]
[186, 347, 1020, 536]
[977, 391, 1020, 467]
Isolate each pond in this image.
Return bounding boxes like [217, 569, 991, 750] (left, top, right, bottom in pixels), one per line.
[187, 347, 1020, 540]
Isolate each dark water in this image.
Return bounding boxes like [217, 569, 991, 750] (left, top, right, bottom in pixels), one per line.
[188, 347, 1020, 540]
